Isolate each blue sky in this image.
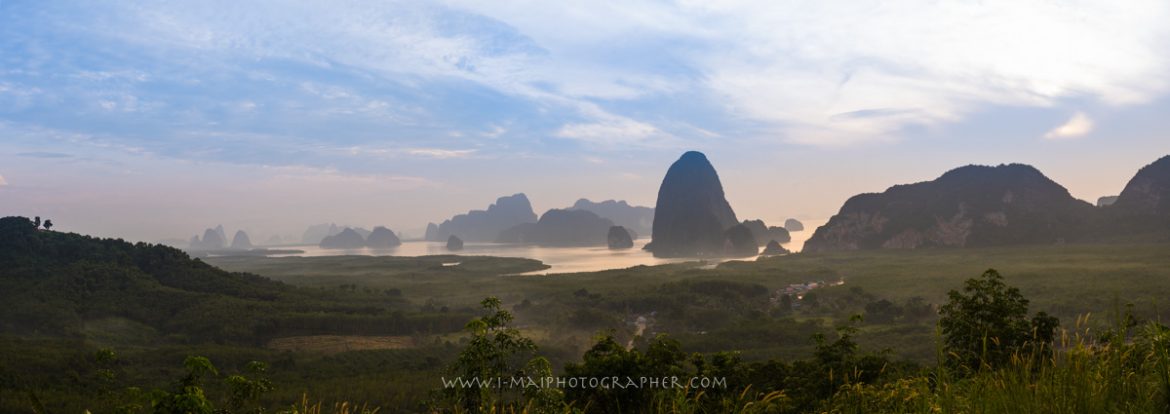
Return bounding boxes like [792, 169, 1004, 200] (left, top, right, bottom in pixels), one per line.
[2, 0, 1170, 242]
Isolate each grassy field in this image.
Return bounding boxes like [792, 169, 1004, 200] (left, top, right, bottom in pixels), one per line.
[15, 216, 1170, 412]
[739, 243, 1170, 321]
[207, 254, 707, 305]
[266, 335, 416, 353]
[207, 242, 1170, 365]
[203, 242, 1170, 322]
[210, 244, 1170, 316]
[7, 240, 1170, 413]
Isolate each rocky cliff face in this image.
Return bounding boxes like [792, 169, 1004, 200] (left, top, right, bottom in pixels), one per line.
[804, 164, 1097, 252]
[319, 228, 366, 249]
[1108, 155, 1170, 238]
[646, 151, 740, 258]
[497, 209, 614, 246]
[784, 218, 805, 232]
[366, 226, 402, 248]
[425, 194, 538, 242]
[569, 199, 654, 236]
[1114, 155, 1170, 215]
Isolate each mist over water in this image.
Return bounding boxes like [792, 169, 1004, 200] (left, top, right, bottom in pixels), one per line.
[244, 219, 826, 274]
[266, 239, 690, 274]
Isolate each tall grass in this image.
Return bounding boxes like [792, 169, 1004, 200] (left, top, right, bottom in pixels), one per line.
[824, 316, 1170, 414]
[278, 393, 381, 414]
[418, 317, 1170, 413]
[161, 316, 1170, 414]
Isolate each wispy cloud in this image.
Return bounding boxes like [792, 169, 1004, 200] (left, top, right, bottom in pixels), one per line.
[482, 124, 507, 138]
[406, 148, 476, 159]
[554, 102, 682, 147]
[556, 119, 662, 145]
[4, 1, 1170, 242]
[693, 1, 1169, 145]
[2, 0, 1169, 157]
[1044, 112, 1095, 140]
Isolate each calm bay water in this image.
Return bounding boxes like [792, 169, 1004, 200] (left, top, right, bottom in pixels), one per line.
[265, 220, 823, 275]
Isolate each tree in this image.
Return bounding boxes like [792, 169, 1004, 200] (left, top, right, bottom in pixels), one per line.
[903, 296, 934, 321]
[445, 297, 546, 412]
[563, 333, 689, 413]
[151, 356, 218, 414]
[33, 216, 41, 228]
[224, 361, 274, 413]
[939, 269, 1059, 371]
[43, 219, 53, 230]
[864, 299, 903, 324]
[780, 316, 891, 412]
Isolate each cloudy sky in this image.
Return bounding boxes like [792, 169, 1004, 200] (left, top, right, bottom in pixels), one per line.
[3, 0, 1170, 242]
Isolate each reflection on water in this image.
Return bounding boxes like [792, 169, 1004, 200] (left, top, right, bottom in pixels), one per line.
[266, 219, 825, 275]
[271, 239, 693, 274]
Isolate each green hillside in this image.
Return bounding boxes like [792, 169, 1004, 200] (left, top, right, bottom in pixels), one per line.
[0, 216, 547, 345]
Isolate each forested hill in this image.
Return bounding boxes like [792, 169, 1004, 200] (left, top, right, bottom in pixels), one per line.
[0, 216, 290, 298]
[0, 216, 465, 344]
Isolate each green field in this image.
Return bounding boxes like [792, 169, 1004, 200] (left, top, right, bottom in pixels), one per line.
[6, 218, 1170, 413]
[208, 242, 1170, 363]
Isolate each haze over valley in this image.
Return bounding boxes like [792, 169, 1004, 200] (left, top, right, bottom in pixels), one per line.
[5, 2, 1170, 413]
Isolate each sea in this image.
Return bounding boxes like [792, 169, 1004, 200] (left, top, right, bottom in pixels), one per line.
[252, 219, 824, 275]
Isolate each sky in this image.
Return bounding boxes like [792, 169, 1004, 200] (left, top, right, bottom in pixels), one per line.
[2, 0, 1170, 243]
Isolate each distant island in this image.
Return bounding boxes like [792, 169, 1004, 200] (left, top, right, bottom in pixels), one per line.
[430, 197, 654, 248]
[567, 199, 654, 237]
[366, 226, 402, 248]
[317, 226, 405, 249]
[497, 209, 614, 247]
[189, 225, 256, 251]
[741, 219, 791, 245]
[607, 226, 634, 249]
[446, 235, 464, 251]
[302, 223, 371, 245]
[644, 151, 757, 258]
[230, 230, 252, 249]
[425, 194, 537, 243]
[319, 228, 367, 249]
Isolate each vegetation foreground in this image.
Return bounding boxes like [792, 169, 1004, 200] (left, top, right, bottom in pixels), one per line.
[4, 216, 1170, 413]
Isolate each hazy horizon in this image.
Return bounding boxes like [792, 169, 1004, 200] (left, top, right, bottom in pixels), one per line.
[3, 1, 1170, 243]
